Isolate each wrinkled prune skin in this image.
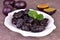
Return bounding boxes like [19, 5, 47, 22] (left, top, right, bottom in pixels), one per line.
[12, 9, 49, 33]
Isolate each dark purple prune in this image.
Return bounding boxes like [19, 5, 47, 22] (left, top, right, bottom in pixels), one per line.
[16, 19, 24, 28]
[36, 20, 41, 25]
[27, 18, 33, 23]
[32, 20, 40, 25]
[24, 9, 29, 14]
[17, 19, 24, 25]
[12, 18, 17, 25]
[21, 25, 30, 31]
[38, 26, 45, 32]
[16, 24, 22, 28]
[20, 11, 25, 14]
[43, 18, 48, 22]
[23, 23, 32, 31]
[31, 27, 39, 32]
[13, 12, 23, 18]
[23, 15, 29, 21]
[40, 18, 48, 26]
[25, 23, 32, 27]
[31, 25, 45, 32]
[24, 16, 34, 23]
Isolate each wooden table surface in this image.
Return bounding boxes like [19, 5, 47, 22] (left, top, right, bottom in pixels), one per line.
[0, 0, 60, 40]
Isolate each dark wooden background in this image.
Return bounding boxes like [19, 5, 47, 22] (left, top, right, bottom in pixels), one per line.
[0, 0, 60, 40]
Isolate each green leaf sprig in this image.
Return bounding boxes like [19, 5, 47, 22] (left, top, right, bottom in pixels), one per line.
[28, 10, 44, 21]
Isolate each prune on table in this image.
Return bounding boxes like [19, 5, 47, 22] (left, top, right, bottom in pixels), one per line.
[3, 5, 13, 16]
[14, 1, 27, 9]
[3, 0, 15, 7]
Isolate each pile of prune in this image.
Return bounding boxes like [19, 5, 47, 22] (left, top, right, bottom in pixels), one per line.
[12, 9, 49, 32]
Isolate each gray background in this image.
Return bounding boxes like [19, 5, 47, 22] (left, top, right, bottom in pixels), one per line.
[0, 0, 60, 40]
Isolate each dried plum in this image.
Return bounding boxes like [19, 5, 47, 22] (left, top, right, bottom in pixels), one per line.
[31, 25, 45, 32]
[40, 18, 48, 26]
[24, 9, 29, 14]
[21, 25, 30, 31]
[27, 18, 33, 23]
[13, 12, 23, 18]
[23, 15, 29, 21]
[38, 26, 45, 32]
[16, 19, 24, 28]
[12, 18, 17, 25]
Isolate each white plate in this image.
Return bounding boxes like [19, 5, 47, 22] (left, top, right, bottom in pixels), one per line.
[4, 9, 56, 37]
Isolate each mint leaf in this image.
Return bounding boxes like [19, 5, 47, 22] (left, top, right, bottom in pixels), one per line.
[28, 10, 44, 21]
[37, 14, 44, 21]
[28, 10, 38, 19]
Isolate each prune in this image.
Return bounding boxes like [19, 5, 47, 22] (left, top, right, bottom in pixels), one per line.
[25, 23, 32, 27]
[24, 9, 29, 14]
[16, 24, 22, 28]
[12, 18, 17, 25]
[17, 19, 24, 25]
[23, 15, 29, 21]
[16, 19, 24, 28]
[40, 18, 48, 26]
[3, 0, 15, 7]
[21, 25, 30, 31]
[20, 10, 25, 14]
[14, 1, 27, 9]
[13, 12, 23, 18]
[38, 26, 45, 32]
[32, 20, 40, 25]
[31, 25, 45, 32]
[3, 5, 13, 16]
[27, 18, 33, 23]
[27, 17, 34, 23]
